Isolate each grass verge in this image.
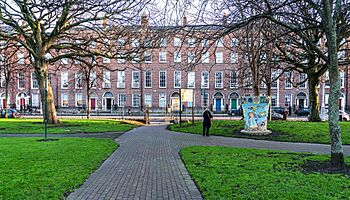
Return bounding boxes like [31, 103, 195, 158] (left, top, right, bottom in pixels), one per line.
[0, 137, 117, 199]
[181, 146, 350, 200]
[0, 118, 137, 134]
[169, 120, 350, 144]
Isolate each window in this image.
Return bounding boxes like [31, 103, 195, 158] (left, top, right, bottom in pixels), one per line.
[201, 39, 209, 47]
[188, 52, 195, 63]
[132, 71, 140, 88]
[0, 73, 5, 87]
[159, 51, 167, 63]
[231, 38, 239, 47]
[215, 52, 223, 63]
[18, 53, 24, 64]
[230, 52, 238, 63]
[131, 39, 140, 48]
[117, 71, 125, 88]
[201, 71, 209, 88]
[160, 38, 167, 47]
[103, 70, 111, 88]
[216, 38, 224, 47]
[187, 72, 195, 88]
[117, 38, 125, 47]
[118, 94, 126, 107]
[131, 53, 140, 63]
[61, 72, 69, 89]
[159, 71, 166, 88]
[32, 93, 39, 108]
[271, 71, 278, 88]
[103, 57, 110, 64]
[61, 93, 69, 107]
[174, 51, 181, 63]
[285, 94, 292, 107]
[215, 71, 223, 88]
[244, 71, 252, 88]
[31, 72, 39, 89]
[145, 71, 152, 88]
[271, 96, 277, 107]
[144, 37, 152, 47]
[202, 52, 209, 63]
[132, 94, 140, 107]
[145, 94, 152, 108]
[340, 71, 345, 88]
[90, 71, 97, 88]
[76, 93, 83, 107]
[174, 37, 181, 47]
[299, 73, 307, 89]
[117, 53, 125, 63]
[144, 51, 152, 63]
[188, 38, 195, 47]
[230, 71, 237, 88]
[18, 72, 25, 89]
[285, 72, 292, 89]
[325, 71, 330, 87]
[201, 93, 209, 107]
[75, 72, 83, 89]
[159, 93, 166, 108]
[174, 71, 181, 88]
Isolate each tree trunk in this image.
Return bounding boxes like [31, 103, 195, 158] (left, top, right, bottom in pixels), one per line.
[323, 0, 344, 168]
[308, 75, 321, 122]
[87, 91, 91, 119]
[37, 64, 59, 124]
[4, 83, 8, 118]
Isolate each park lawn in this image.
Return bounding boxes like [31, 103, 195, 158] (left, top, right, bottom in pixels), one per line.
[169, 120, 350, 144]
[0, 118, 137, 134]
[181, 146, 350, 200]
[0, 137, 117, 200]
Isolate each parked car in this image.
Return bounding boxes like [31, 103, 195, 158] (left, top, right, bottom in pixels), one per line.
[295, 107, 310, 116]
[0, 109, 18, 118]
[272, 107, 285, 115]
[271, 111, 283, 120]
[230, 108, 243, 116]
[324, 110, 350, 121]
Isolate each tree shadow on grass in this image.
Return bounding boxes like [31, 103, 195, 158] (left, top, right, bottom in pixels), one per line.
[301, 160, 350, 176]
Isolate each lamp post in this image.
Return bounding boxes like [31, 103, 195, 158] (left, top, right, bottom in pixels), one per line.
[44, 73, 48, 140]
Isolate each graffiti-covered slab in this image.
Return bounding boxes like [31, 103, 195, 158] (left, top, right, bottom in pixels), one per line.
[242, 96, 270, 132]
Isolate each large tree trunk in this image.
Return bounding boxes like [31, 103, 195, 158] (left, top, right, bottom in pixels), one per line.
[4, 83, 8, 118]
[308, 75, 321, 122]
[37, 64, 59, 124]
[87, 91, 91, 119]
[324, 0, 344, 168]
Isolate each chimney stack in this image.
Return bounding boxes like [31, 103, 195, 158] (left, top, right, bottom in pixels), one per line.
[182, 16, 187, 26]
[141, 13, 149, 28]
[102, 18, 107, 29]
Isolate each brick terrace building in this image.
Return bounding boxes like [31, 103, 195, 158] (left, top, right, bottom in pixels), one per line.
[0, 16, 349, 114]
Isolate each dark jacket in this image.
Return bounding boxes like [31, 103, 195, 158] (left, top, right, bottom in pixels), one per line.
[203, 110, 213, 127]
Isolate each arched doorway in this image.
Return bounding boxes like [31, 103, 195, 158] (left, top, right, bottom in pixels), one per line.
[0, 93, 8, 109]
[170, 92, 180, 111]
[296, 92, 307, 108]
[102, 92, 114, 111]
[89, 92, 98, 111]
[229, 92, 239, 110]
[213, 92, 224, 111]
[16, 92, 28, 111]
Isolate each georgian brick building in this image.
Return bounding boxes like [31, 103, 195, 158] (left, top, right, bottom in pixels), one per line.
[0, 16, 349, 114]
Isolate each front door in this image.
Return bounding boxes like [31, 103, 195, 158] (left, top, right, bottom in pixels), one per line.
[90, 98, 96, 110]
[20, 98, 25, 111]
[298, 99, 304, 108]
[339, 99, 342, 110]
[216, 98, 221, 111]
[2, 99, 6, 108]
[106, 98, 112, 110]
[231, 99, 237, 110]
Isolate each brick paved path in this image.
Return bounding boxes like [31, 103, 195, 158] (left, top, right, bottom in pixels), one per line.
[67, 124, 350, 200]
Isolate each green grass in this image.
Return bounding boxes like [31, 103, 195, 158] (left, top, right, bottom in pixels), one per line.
[181, 146, 350, 200]
[0, 137, 117, 200]
[0, 118, 137, 134]
[169, 120, 350, 144]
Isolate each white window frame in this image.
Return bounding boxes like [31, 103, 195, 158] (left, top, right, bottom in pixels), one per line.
[202, 52, 209, 63]
[61, 72, 69, 89]
[174, 37, 181, 47]
[117, 71, 125, 88]
[75, 72, 83, 89]
[229, 71, 238, 88]
[174, 71, 181, 88]
[145, 71, 152, 88]
[187, 72, 195, 88]
[188, 38, 196, 47]
[201, 71, 209, 88]
[174, 51, 181, 63]
[159, 51, 167, 63]
[0, 73, 5, 87]
[216, 38, 224, 47]
[215, 71, 223, 88]
[75, 93, 83, 107]
[231, 38, 239, 47]
[145, 94, 152, 108]
[201, 93, 209, 108]
[102, 57, 110, 64]
[18, 53, 24, 64]
[31, 72, 39, 89]
[132, 94, 140, 107]
[90, 71, 97, 89]
[285, 94, 292, 107]
[160, 38, 167, 47]
[188, 52, 195, 63]
[61, 93, 69, 107]
[230, 52, 238, 63]
[118, 94, 126, 107]
[103, 70, 111, 89]
[132, 71, 140, 88]
[215, 52, 223, 63]
[18, 72, 25, 89]
[32, 93, 39, 108]
[144, 51, 152, 63]
[299, 73, 307, 89]
[159, 93, 167, 108]
[159, 71, 167, 88]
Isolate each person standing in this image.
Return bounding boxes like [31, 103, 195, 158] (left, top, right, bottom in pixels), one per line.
[203, 108, 213, 136]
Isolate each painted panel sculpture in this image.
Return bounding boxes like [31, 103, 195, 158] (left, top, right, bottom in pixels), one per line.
[241, 96, 272, 135]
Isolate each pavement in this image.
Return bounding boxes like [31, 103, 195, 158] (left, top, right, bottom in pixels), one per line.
[63, 124, 350, 200]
